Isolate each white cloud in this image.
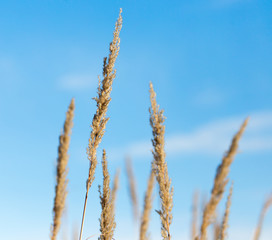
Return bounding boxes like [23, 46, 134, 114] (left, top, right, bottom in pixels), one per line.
[58, 73, 97, 91]
[109, 111, 272, 160]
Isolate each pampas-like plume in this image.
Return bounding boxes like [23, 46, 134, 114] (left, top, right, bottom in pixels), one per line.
[98, 150, 116, 240]
[219, 182, 233, 240]
[125, 157, 139, 221]
[51, 98, 75, 240]
[149, 82, 173, 240]
[112, 168, 120, 208]
[140, 170, 155, 240]
[79, 9, 122, 240]
[213, 215, 221, 240]
[199, 118, 248, 240]
[191, 191, 199, 240]
[253, 193, 272, 240]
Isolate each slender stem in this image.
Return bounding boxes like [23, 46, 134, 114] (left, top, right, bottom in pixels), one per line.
[79, 187, 89, 240]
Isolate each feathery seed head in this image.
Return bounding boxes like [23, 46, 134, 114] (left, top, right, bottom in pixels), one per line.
[199, 118, 248, 240]
[51, 98, 75, 240]
[149, 82, 173, 240]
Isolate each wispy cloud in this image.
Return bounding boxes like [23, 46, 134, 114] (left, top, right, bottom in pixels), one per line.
[58, 73, 97, 91]
[109, 111, 272, 160]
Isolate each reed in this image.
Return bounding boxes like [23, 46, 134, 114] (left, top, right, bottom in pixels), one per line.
[149, 82, 173, 240]
[125, 157, 139, 222]
[98, 150, 116, 240]
[253, 193, 272, 240]
[112, 168, 120, 209]
[213, 215, 220, 240]
[199, 118, 249, 240]
[51, 98, 75, 240]
[78, 9, 122, 240]
[219, 182, 233, 240]
[140, 170, 155, 240]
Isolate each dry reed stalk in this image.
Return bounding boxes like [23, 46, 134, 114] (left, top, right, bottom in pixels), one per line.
[51, 98, 75, 240]
[199, 118, 249, 240]
[125, 156, 139, 221]
[213, 215, 221, 240]
[140, 170, 155, 240]
[149, 82, 173, 240]
[253, 193, 272, 240]
[111, 168, 120, 221]
[191, 191, 199, 240]
[78, 9, 122, 240]
[219, 182, 233, 240]
[112, 168, 120, 208]
[98, 150, 116, 240]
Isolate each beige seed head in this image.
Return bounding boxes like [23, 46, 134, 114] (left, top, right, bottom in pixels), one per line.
[140, 170, 155, 240]
[86, 8, 123, 190]
[111, 168, 120, 210]
[78, 10, 122, 240]
[253, 193, 272, 240]
[98, 150, 116, 240]
[149, 82, 173, 240]
[51, 98, 75, 240]
[199, 118, 248, 240]
[125, 156, 139, 222]
[219, 182, 234, 240]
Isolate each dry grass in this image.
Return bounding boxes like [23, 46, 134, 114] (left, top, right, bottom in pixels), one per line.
[219, 182, 233, 240]
[213, 215, 220, 240]
[112, 168, 120, 209]
[98, 150, 116, 240]
[149, 82, 174, 240]
[253, 193, 272, 240]
[78, 9, 122, 240]
[47, 9, 272, 240]
[125, 156, 139, 222]
[198, 118, 248, 240]
[51, 98, 75, 240]
[140, 170, 155, 240]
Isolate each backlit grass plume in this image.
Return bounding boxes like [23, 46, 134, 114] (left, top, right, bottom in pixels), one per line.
[213, 215, 220, 240]
[98, 150, 116, 240]
[125, 156, 139, 222]
[51, 98, 75, 240]
[253, 193, 272, 240]
[219, 182, 233, 240]
[149, 82, 173, 240]
[79, 9, 122, 240]
[199, 118, 249, 240]
[112, 168, 120, 209]
[140, 170, 155, 240]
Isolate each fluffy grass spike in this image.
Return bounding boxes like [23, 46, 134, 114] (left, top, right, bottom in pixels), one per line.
[98, 150, 116, 240]
[112, 168, 120, 208]
[51, 98, 75, 240]
[79, 9, 122, 240]
[125, 156, 139, 222]
[253, 193, 272, 240]
[140, 170, 155, 240]
[149, 82, 173, 240]
[199, 118, 249, 240]
[219, 182, 233, 240]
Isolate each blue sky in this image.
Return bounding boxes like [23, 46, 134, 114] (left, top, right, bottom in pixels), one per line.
[0, 0, 272, 239]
